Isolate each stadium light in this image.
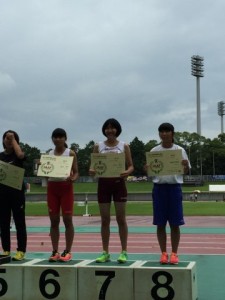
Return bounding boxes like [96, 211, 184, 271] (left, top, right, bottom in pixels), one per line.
[217, 101, 225, 134]
[191, 55, 204, 136]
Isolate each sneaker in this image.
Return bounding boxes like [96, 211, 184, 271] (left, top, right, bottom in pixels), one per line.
[59, 250, 72, 262]
[160, 252, 168, 264]
[2, 251, 10, 256]
[49, 250, 60, 262]
[95, 251, 110, 263]
[117, 251, 128, 263]
[170, 252, 179, 265]
[12, 251, 25, 261]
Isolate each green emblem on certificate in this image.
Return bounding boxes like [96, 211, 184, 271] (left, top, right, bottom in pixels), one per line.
[94, 161, 107, 176]
[150, 159, 164, 174]
[41, 162, 54, 175]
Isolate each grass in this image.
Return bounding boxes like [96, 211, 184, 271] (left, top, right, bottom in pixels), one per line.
[26, 181, 225, 216]
[29, 181, 225, 194]
[25, 201, 225, 216]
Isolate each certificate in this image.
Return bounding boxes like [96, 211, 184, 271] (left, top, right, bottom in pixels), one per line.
[146, 149, 183, 176]
[0, 160, 25, 190]
[37, 155, 73, 178]
[91, 153, 125, 177]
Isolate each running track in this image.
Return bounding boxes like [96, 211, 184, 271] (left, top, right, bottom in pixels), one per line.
[8, 216, 225, 255]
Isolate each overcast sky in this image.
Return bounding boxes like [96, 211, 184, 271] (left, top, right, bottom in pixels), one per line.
[1, 0, 225, 151]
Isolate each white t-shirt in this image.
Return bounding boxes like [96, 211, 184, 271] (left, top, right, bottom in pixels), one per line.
[150, 143, 190, 184]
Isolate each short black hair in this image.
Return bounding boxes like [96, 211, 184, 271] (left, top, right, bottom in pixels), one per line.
[102, 118, 122, 137]
[2, 130, 20, 149]
[51, 128, 67, 139]
[158, 123, 174, 133]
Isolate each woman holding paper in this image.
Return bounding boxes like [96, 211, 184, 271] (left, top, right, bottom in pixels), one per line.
[149, 123, 190, 265]
[0, 130, 27, 261]
[47, 128, 78, 262]
[89, 118, 134, 263]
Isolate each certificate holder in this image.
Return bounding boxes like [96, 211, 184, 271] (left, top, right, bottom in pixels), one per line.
[91, 153, 125, 177]
[146, 149, 183, 176]
[0, 160, 25, 190]
[37, 155, 73, 178]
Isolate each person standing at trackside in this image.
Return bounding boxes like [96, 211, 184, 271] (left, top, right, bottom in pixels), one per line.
[0, 130, 27, 261]
[47, 128, 78, 262]
[149, 123, 190, 265]
[89, 118, 134, 263]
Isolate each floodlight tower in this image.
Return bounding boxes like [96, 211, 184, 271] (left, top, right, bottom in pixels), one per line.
[218, 101, 225, 134]
[191, 55, 204, 136]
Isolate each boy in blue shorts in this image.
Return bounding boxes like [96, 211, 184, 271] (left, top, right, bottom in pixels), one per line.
[150, 123, 190, 264]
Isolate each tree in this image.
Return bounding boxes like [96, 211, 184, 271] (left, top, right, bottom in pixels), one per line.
[144, 140, 158, 152]
[20, 143, 41, 176]
[19, 131, 225, 178]
[76, 141, 95, 176]
[174, 132, 225, 175]
[207, 138, 225, 175]
[218, 133, 225, 143]
[70, 143, 80, 153]
[129, 137, 145, 176]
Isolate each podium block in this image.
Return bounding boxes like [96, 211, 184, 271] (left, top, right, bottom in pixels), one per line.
[0, 255, 11, 265]
[134, 261, 198, 300]
[23, 259, 84, 300]
[0, 259, 29, 300]
[78, 260, 141, 300]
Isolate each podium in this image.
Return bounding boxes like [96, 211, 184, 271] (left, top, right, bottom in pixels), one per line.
[77, 260, 141, 300]
[134, 261, 197, 300]
[23, 259, 84, 300]
[0, 259, 197, 300]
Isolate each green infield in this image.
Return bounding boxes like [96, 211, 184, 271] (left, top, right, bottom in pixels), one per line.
[25, 201, 225, 216]
[29, 181, 225, 193]
[26, 181, 225, 216]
